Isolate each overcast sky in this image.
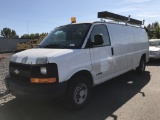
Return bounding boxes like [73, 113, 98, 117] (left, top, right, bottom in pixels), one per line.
[0, 0, 159, 36]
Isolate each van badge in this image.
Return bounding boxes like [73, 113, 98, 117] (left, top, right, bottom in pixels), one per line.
[14, 69, 19, 74]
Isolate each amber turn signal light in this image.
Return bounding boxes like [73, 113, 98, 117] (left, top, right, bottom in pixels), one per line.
[31, 78, 56, 83]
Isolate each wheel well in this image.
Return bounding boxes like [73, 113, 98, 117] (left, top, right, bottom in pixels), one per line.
[69, 70, 93, 86]
[141, 53, 146, 62]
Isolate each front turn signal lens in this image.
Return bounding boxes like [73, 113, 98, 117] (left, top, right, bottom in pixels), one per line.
[31, 78, 56, 83]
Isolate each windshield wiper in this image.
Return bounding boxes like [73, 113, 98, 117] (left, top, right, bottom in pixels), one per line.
[44, 44, 65, 48]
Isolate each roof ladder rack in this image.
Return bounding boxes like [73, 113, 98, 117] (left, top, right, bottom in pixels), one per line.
[98, 11, 144, 26]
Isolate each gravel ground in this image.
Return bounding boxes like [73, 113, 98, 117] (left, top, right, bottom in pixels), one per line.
[0, 53, 12, 93]
[0, 53, 15, 105]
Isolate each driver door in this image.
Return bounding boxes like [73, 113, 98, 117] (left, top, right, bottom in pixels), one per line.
[88, 24, 115, 84]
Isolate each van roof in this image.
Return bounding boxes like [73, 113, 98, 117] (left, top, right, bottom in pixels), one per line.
[63, 21, 143, 26]
[58, 21, 144, 29]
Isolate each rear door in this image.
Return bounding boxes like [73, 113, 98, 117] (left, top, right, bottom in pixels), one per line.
[88, 24, 115, 84]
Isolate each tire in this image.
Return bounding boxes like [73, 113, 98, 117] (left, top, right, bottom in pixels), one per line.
[136, 57, 146, 73]
[65, 75, 92, 110]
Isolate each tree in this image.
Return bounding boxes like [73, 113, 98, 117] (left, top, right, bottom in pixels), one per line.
[11, 30, 16, 37]
[1, 27, 19, 38]
[40, 32, 48, 36]
[21, 34, 30, 39]
[145, 24, 153, 39]
[35, 33, 40, 39]
[1, 28, 11, 38]
[11, 30, 19, 38]
[21, 32, 48, 39]
[152, 22, 160, 39]
[145, 22, 160, 39]
[30, 33, 36, 39]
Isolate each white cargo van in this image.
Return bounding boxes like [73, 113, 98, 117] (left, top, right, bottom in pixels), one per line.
[5, 11, 149, 109]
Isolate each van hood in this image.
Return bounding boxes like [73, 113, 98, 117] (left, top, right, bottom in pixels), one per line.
[11, 48, 73, 64]
[149, 46, 160, 51]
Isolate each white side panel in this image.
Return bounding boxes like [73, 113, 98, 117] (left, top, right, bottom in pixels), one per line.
[107, 24, 135, 45]
[106, 24, 134, 72]
[133, 28, 148, 42]
[132, 28, 149, 64]
[106, 23, 149, 74]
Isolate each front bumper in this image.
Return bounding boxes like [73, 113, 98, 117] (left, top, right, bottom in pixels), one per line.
[149, 55, 160, 59]
[5, 75, 68, 100]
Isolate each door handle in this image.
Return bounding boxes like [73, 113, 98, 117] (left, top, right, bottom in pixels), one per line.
[111, 47, 114, 56]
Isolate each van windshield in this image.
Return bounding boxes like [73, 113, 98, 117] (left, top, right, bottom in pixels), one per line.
[39, 23, 91, 49]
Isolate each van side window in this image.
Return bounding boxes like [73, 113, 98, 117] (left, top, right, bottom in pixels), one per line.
[90, 25, 110, 46]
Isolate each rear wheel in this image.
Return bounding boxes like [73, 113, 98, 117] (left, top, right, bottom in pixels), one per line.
[136, 57, 146, 73]
[65, 75, 92, 110]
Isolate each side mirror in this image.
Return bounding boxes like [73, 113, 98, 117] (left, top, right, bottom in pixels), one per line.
[92, 34, 103, 46]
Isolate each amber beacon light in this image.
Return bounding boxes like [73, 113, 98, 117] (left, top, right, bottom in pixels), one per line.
[71, 17, 76, 23]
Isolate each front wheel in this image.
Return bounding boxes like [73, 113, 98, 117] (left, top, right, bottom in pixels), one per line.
[136, 57, 146, 73]
[65, 75, 92, 110]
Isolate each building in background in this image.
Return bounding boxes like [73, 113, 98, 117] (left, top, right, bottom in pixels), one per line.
[0, 37, 30, 52]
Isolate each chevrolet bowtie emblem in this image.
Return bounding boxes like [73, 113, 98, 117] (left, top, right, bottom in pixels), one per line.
[14, 69, 19, 74]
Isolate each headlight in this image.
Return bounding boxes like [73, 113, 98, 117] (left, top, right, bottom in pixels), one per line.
[40, 67, 47, 75]
[36, 57, 48, 64]
[11, 55, 18, 62]
[21, 56, 28, 64]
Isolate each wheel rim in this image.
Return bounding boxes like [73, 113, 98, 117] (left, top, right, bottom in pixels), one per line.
[74, 83, 88, 104]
